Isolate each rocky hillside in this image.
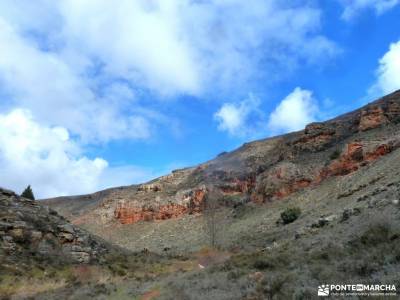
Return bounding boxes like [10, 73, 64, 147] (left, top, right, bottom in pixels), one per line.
[34, 90, 400, 299]
[3, 90, 400, 299]
[0, 188, 113, 266]
[0, 188, 191, 299]
[43, 90, 400, 229]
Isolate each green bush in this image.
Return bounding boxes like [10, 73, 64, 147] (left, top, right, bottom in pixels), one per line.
[280, 207, 301, 224]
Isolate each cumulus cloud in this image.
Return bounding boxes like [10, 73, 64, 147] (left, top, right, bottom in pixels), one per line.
[0, 18, 154, 142]
[214, 94, 264, 137]
[370, 41, 400, 95]
[0, 1, 338, 139]
[0, 109, 155, 198]
[58, 0, 337, 95]
[0, 1, 338, 195]
[340, 0, 399, 20]
[268, 88, 319, 134]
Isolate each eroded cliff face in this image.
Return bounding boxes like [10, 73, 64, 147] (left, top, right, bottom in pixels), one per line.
[292, 122, 337, 152]
[114, 186, 207, 224]
[359, 98, 400, 130]
[43, 90, 400, 226]
[320, 141, 395, 178]
[251, 138, 400, 203]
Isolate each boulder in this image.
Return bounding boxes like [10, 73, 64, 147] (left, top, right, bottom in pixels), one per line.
[59, 232, 75, 243]
[58, 224, 75, 234]
[311, 215, 337, 228]
[341, 208, 361, 222]
[71, 251, 91, 263]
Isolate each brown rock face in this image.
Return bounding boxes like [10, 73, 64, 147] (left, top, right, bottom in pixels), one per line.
[365, 144, 392, 161]
[219, 176, 256, 195]
[358, 99, 400, 132]
[292, 122, 337, 152]
[115, 203, 188, 224]
[324, 142, 364, 176]
[359, 106, 388, 131]
[256, 162, 314, 201]
[274, 179, 312, 198]
[253, 139, 399, 203]
[114, 187, 207, 224]
[385, 100, 400, 121]
[320, 141, 395, 179]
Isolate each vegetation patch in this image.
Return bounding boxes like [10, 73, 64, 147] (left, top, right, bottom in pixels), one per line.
[280, 207, 301, 224]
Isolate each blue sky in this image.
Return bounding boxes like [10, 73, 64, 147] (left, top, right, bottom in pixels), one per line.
[0, 0, 399, 198]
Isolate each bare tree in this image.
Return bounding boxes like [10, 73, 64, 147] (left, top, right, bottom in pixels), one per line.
[202, 187, 225, 249]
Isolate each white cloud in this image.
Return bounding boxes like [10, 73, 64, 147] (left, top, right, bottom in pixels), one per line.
[0, 18, 153, 142]
[0, 1, 338, 140]
[0, 1, 339, 195]
[57, 0, 337, 95]
[214, 94, 263, 137]
[370, 41, 400, 95]
[58, 0, 200, 96]
[0, 109, 155, 198]
[340, 0, 399, 20]
[268, 88, 318, 134]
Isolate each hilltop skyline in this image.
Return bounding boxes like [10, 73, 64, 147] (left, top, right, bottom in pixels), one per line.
[0, 0, 399, 197]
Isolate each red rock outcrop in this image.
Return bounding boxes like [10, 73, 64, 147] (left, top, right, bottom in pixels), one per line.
[321, 142, 363, 177]
[114, 187, 207, 224]
[365, 144, 392, 161]
[320, 141, 394, 179]
[252, 162, 314, 202]
[117, 136, 400, 223]
[219, 177, 256, 195]
[359, 106, 388, 131]
[114, 202, 188, 224]
[253, 140, 398, 203]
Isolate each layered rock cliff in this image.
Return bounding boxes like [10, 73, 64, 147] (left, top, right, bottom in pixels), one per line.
[0, 188, 112, 265]
[43, 90, 400, 226]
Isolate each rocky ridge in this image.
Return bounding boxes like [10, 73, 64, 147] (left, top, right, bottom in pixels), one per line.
[43, 90, 400, 227]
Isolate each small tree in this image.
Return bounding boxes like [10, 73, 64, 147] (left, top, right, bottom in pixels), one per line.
[21, 185, 35, 200]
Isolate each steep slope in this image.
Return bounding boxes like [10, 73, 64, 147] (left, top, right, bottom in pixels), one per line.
[154, 149, 400, 299]
[43, 90, 400, 230]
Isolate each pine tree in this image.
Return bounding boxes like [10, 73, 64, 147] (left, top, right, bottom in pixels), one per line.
[21, 185, 35, 200]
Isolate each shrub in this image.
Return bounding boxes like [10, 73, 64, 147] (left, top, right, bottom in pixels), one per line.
[253, 260, 273, 270]
[360, 222, 391, 246]
[280, 207, 301, 225]
[217, 151, 227, 157]
[329, 149, 341, 160]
